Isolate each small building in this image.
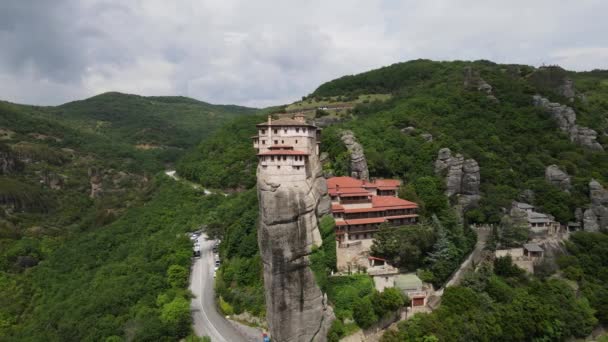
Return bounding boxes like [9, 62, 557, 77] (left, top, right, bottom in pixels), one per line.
[395, 274, 428, 310]
[523, 243, 544, 259]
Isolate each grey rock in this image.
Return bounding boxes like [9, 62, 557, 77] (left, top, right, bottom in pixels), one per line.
[590, 179, 608, 206]
[0, 149, 21, 174]
[340, 130, 369, 180]
[575, 208, 583, 223]
[400, 126, 416, 135]
[585, 179, 608, 231]
[463, 66, 493, 94]
[583, 208, 600, 232]
[88, 167, 103, 198]
[257, 150, 334, 341]
[545, 165, 571, 191]
[435, 148, 481, 212]
[558, 78, 575, 99]
[41, 170, 64, 190]
[420, 133, 433, 142]
[533, 95, 603, 151]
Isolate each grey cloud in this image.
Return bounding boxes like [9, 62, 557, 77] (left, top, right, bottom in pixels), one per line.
[0, 0, 607, 107]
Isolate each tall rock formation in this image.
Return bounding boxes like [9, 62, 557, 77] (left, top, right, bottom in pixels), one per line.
[463, 66, 498, 102]
[584, 179, 608, 232]
[434, 148, 481, 214]
[340, 130, 369, 180]
[255, 115, 334, 341]
[88, 167, 103, 198]
[545, 165, 571, 191]
[533, 95, 603, 151]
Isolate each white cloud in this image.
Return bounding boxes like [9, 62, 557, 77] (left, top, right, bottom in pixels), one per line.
[0, 0, 607, 107]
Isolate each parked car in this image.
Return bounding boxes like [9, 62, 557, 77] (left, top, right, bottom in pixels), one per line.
[193, 246, 201, 257]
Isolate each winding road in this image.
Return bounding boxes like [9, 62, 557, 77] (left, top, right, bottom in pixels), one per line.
[189, 235, 262, 342]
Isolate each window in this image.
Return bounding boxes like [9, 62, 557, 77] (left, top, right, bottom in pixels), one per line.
[262, 165, 267, 169]
[261, 129, 266, 134]
[274, 129, 278, 134]
[283, 156, 287, 161]
[295, 140, 298, 144]
[296, 128, 300, 133]
[277, 165, 281, 169]
[274, 140, 278, 144]
[271, 156, 274, 161]
[303, 128, 306, 133]
[262, 140, 265, 145]
[281, 140, 284, 144]
[284, 129, 287, 133]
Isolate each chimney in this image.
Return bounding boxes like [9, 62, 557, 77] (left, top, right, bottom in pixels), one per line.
[294, 113, 306, 123]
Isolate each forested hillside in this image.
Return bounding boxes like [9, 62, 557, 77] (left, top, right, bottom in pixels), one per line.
[177, 59, 608, 340]
[0, 94, 255, 340]
[316, 60, 607, 224]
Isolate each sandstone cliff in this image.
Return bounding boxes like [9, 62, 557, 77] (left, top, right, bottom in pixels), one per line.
[257, 150, 334, 341]
[340, 130, 369, 180]
[533, 95, 603, 151]
[434, 148, 481, 214]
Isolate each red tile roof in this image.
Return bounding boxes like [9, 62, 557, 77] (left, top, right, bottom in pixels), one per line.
[332, 204, 344, 212]
[327, 176, 364, 189]
[257, 150, 308, 156]
[372, 196, 418, 209]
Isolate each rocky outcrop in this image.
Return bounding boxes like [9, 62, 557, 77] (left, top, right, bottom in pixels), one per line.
[463, 67, 492, 94]
[545, 165, 571, 191]
[435, 148, 481, 213]
[41, 170, 64, 190]
[463, 66, 497, 102]
[558, 78, 575, 99]
[533, 95, 603, 151]
[420, 133, 433, 142]
[88, 167, 103, 198]
[257, 149, 334, 341]
[340, 130, 369, 180]
[0, 147, 22, 174]
[584, 179, 608, 232]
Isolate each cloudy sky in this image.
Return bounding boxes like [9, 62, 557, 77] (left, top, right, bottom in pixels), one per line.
[1, 0, 607, 107]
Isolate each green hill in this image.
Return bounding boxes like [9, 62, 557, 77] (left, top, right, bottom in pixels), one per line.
[0, 93, 256, 340]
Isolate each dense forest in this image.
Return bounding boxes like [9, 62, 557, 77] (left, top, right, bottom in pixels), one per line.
[0, 94, 255, 340]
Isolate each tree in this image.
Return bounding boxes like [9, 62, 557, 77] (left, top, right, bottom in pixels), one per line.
[160, 297, 191, 337]
[167, 264, 188, 288]
[353, 297, 378, 329]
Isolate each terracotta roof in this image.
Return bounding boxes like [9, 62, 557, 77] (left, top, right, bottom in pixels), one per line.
[373, 179, 401, 188]
[257, 150, 309, 156]
[327, 176, 364, 189]
[257, 117, 316, 127]
[331, 204, 344, 212]
[372, 196, 418, 209]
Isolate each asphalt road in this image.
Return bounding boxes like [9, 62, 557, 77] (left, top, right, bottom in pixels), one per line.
[189, 235, 261, 342]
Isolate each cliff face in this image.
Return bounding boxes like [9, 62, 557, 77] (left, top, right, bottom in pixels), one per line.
[257, 150, 334, 341]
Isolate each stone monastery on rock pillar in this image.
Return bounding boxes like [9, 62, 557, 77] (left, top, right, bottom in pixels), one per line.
[252, 114, 321, 182]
